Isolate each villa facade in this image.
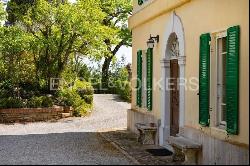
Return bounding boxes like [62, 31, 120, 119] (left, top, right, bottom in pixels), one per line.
[128, 0, 249, 164]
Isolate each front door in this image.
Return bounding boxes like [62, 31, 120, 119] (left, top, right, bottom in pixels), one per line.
[170, 59, 179, 136]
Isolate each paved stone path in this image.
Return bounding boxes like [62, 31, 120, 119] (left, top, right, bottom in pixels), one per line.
[0, 94, 133, 165]
[101, 130, 178, 165]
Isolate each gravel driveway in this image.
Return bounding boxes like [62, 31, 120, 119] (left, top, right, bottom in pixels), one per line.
[0, 94, 132, 165]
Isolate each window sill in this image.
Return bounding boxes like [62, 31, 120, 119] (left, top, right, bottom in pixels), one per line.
[217, 124, 226, 131]
[211, 126, 227, 135]
[198, 126, 228, 141]
[209, 127, 230, 142]
[131, 106, 153, 115]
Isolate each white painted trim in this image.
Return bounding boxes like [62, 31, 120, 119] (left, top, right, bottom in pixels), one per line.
[160, 12, 185, 146]
[160, 58, 171, 146]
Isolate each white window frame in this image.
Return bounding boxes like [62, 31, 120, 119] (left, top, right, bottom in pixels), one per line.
[215, 31, 227, 129]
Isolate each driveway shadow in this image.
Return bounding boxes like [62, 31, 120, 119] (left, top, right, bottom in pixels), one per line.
[0, 132, 133, 165]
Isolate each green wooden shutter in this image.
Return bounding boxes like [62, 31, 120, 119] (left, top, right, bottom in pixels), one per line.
[136, 50, 142, 107]
[146, 48, 153, 111]
[226, 25, 240, 135]
[199, 33, 211, 126]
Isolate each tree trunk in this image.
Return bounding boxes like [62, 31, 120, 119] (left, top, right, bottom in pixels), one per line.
[101, 56, 113, 89]
[101, 39, 124, 91]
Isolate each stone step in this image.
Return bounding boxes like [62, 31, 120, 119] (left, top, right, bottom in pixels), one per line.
[63, 106, 73, 113]
[168, 136, 201, 149]
[61, 113, 72, 118]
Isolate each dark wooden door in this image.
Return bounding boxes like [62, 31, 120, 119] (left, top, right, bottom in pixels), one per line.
[170, 59, 179, 136]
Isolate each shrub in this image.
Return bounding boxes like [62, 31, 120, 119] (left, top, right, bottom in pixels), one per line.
[92, 82, 105, 94]
[27, 96, 53, 108]
[0, 80, 15, 98]
[82, 95, 93, 104]
[0, 97, 24, 109]
[73, 79, 94, 108]
[116, 80, 131, 102]
[73, 79, 94, 96]
[27, 96, 43, 108]
[57, 88, 81, 107]
[41, 96, 53, 107]
[19, 81, 41, 99]
[58, 80, 93, 116]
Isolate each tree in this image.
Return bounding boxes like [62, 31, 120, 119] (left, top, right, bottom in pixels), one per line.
[0, 1, 5, 22]
[0, 26, 35, 97]
[6, 0, 34, 25]
[100, 0, 132, 88]
[8, 0, 109, 92]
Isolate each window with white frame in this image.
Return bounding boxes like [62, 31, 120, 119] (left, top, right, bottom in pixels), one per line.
[216, 32, 227, 128]
[200, 26, 239, 134]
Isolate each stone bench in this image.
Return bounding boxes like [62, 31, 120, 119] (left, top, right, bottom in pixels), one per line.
[168, 136, 201, 165]
[135, 123, 157, 145]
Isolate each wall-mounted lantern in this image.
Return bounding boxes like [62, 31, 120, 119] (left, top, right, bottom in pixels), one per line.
[147, 34, 159, 48]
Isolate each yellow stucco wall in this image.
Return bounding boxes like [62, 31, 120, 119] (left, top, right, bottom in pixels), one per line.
[129, 0, 249, 145]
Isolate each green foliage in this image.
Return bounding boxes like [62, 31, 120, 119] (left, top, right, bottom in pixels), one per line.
[73, 79, 94, 95]
[0, 26, 35, 87]
[116, 81, 131, 102]
[57, 79, 94, 116]
[0, 97, 24, 109]
[41, 96, 54, 107]
[114, 67, 131, 102]
[0, 79, 15, 98]
[57, 87, 91, 116]
[72, 79, 94, 106]
[0, 0, 132, 114]
[0, 96, 53, 109]
[82, 95, 93, 105]
[27, 96, 43, 108]
[6, 0, 34, 25]
[4, 0, 113, 90]
[0, 2, 5, 22]
[100, 0, 132, 44]
[78, 64, 92, 81]
[100, 0, 132, 88]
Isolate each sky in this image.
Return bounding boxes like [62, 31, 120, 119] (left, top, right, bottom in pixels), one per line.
[116, 46, 132, 64]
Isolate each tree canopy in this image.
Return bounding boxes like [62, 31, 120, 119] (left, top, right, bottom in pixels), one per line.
[0, 1, 5, 22]
[0, 0, 132, 95]
[99, 0, 132, 88]
[3, 0, 117, 91]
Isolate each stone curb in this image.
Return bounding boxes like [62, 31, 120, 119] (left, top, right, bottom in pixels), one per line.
[99, 132, 141, 165]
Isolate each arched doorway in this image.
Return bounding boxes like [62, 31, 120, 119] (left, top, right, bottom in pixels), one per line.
[159, 12, 185, 146]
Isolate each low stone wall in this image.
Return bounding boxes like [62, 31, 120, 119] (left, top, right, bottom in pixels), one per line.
[0, 107, 64, 123]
